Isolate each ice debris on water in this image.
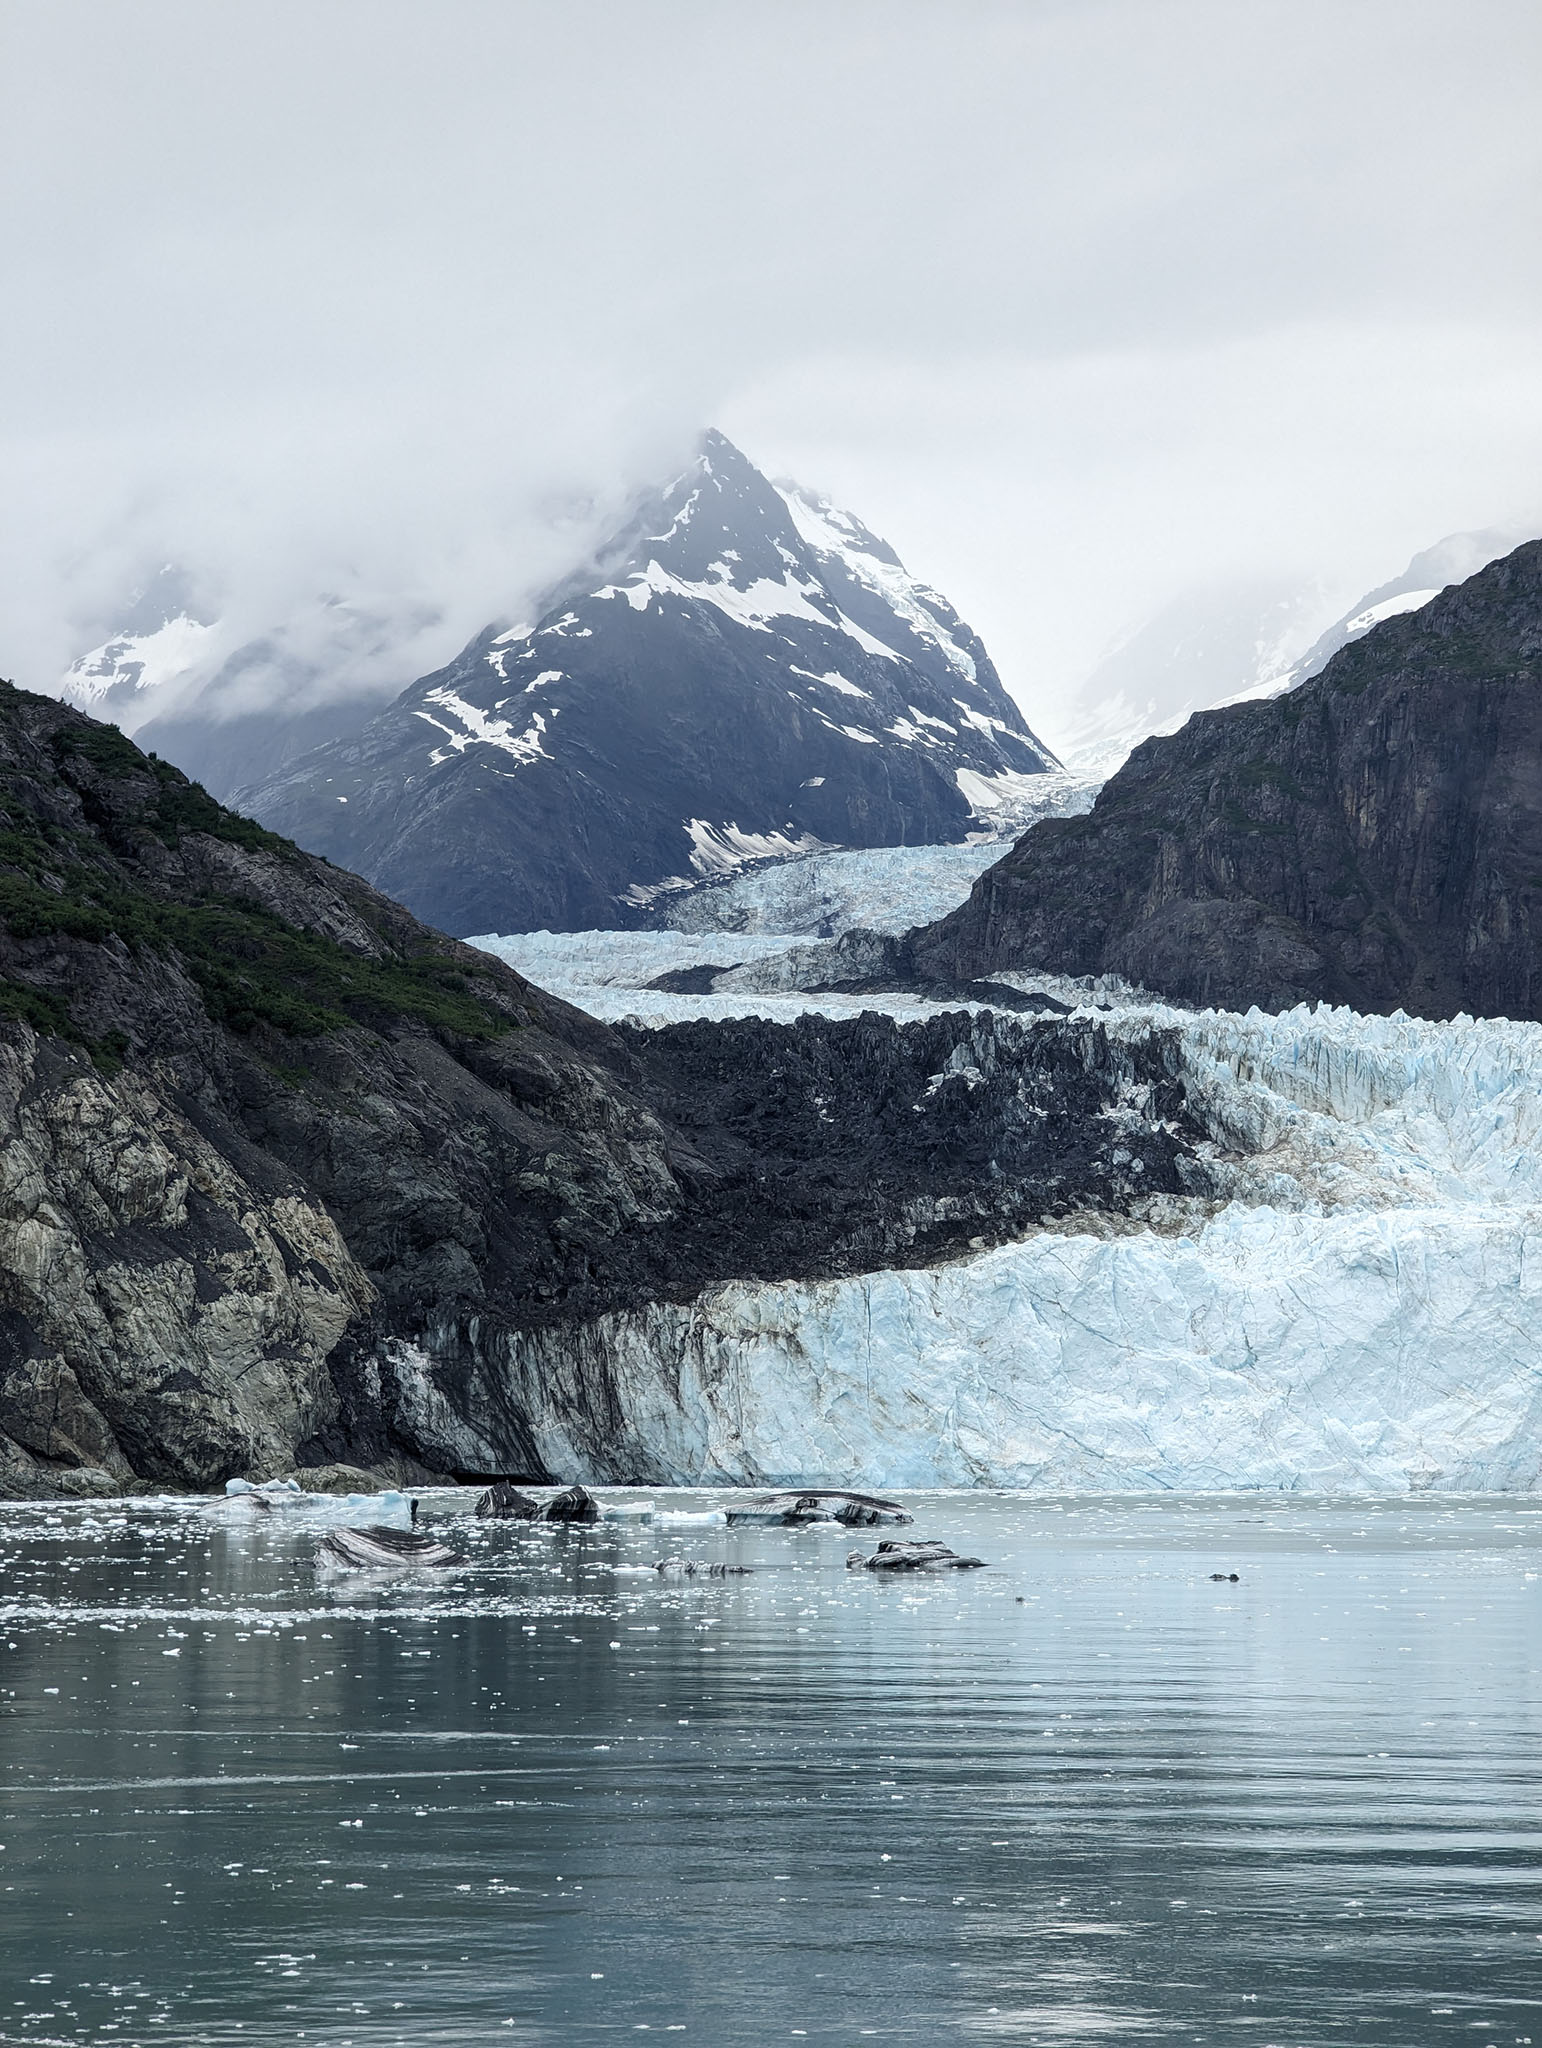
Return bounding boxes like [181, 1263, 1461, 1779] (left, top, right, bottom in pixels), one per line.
[475, 1482, 543, 1521]
[726, 1489, 911, 1527]
[544, 1485, 601, 1523]
[652, 1558, 753, 1577]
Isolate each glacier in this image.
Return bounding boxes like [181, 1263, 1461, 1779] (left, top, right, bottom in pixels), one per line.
[472, 842, 1542, 1496]
[470, 993, 1542, 1495]
[507, 1200, 1542, 1494]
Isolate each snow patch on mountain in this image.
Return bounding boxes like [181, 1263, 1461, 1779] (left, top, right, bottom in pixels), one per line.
[415, 688, 552, 767]
[1342, 589, 1441, 635]
[775, 480, 982, 687]
[685, 820, 829, 876]
[62, 612, 218, 712]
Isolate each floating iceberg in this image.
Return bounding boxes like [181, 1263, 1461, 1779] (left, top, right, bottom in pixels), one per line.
[215, 1480, 416, 1530]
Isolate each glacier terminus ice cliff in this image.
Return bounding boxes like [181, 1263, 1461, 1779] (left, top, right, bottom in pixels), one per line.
[457, 968, 1542, 1495]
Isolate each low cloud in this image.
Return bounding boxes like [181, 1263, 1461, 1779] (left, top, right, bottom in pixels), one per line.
[3, 0, 1539, 731]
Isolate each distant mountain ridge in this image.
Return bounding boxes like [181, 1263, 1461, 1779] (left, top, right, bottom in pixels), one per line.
[58, 568, 445, 800]
[1055, 525, 1537, 781]
[60, 565, 218, 722]
[236, 431, 1059, 935]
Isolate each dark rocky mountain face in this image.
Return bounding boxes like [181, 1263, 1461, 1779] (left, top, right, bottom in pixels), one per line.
[236, 432, 1058, 936]
[134, 687, 383, 803]
[912, 539, 1542, 1020]
[0, 683, 1198, 1497]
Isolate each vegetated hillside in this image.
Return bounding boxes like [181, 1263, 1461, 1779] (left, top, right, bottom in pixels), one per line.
[237, 431, 1058, 935]
[0, 683, 1200, 1497]
[913, 540, 1542, 1020]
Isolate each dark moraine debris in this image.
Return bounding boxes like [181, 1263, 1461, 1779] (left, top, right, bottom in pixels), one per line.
[726, 1489, 913, 1527]
[847, 1540, 986, 1572]
[544, 1484, 601, 1523]
[319, 1527, 457, 1570]
[476, 1481, 543, 1520]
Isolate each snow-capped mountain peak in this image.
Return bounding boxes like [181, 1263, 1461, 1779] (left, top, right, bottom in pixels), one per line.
[240, 430, 1066, 935]
[60, 565, 218, 720]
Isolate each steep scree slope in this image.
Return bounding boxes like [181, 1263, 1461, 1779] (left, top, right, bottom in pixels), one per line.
[0, 684, 1197, 1495]
[914, 540, 1542, 1019]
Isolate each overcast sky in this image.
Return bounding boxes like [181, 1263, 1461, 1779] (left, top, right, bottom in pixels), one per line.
[3, 0, 1540, 741]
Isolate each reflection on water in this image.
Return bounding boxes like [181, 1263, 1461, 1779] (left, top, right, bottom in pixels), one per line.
[2, 1491, 1540, 2045]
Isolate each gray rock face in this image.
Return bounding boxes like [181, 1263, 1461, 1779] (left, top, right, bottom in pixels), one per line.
[913, 540, 1542, 1020]
[0, 1037, 370, 1497]
[0, 684, 679, 1495]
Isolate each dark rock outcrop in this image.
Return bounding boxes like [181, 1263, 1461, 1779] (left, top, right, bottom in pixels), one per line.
[913, 540, 1542, 1020]
[0, 682, 1209, 1497]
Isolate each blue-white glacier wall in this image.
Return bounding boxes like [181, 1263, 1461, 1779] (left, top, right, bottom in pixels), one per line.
[500, 1004, 1542, 1492]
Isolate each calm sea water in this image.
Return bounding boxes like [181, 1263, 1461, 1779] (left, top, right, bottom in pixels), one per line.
[2, 1490, 1540, 2046]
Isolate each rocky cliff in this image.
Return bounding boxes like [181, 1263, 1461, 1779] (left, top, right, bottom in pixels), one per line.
[0, 682, 1202, 1496]
[913, 540, 1542, 1019]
